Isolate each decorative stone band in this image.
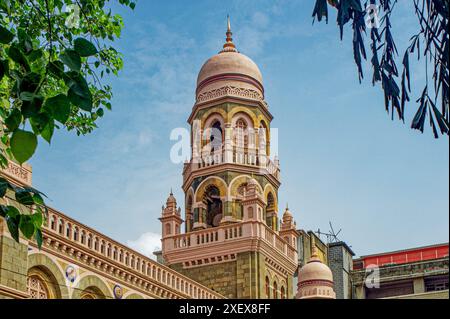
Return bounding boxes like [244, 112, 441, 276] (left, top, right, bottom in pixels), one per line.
[297, 279, 335, 288]
[196, 85, 268, 107]
[0, 283, 30, 299]
[196, 73, 265, 97]
[0, 160, 32, 186]
[40, 206, 224, 299]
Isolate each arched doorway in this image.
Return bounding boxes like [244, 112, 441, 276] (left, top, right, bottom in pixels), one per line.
[80, 286, 106, 299]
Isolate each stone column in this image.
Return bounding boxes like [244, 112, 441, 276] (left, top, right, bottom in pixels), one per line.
[193, 203, 207, 230]
[224, 124, 233, 163]
[220, 200, 237, 225]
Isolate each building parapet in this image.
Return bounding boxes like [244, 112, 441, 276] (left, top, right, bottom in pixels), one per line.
[162, 220, 298, 271]
[42, 207, 224, 299]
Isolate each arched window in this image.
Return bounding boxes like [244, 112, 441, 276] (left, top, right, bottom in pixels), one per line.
[73, 227, 79, 241]
[280, 286, 285, 299]
[210, 121, 223, 153]
[273, 281, 278, 299]
[265, 276, 270, 299]
[259, 121, 269, 156]
[266, 192, 276, 229]
[65, 223, 71, 238]
[50, 216, 56, 230]
[234, 119, 248, 149]
[27, 275, 49, 299]
[186, 195, 193, 232]
[27, 267, 60, 299]
[58, 219, 64, 235]
[203, 185, 222, 228]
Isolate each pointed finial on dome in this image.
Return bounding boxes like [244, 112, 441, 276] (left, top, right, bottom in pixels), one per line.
[221, 15, 237, 53]
[310, 236, 320, 261]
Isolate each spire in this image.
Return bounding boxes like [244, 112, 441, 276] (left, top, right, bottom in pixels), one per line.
[310, 236, 320, 260]
[221, 15, 237, 53]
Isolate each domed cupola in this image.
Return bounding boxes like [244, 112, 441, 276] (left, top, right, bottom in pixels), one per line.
[195, 17, 265, 105]
[296, 243, 336, 299]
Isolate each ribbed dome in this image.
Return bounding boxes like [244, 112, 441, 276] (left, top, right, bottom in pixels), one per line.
[298, 258, 334, 283]
[282, 206, 293, 222]
[166, 192, 177, 205]
[195, 17, 265, 102]
[197, 51, 263, 88]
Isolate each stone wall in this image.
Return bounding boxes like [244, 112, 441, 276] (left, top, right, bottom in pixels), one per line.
[0, 235, 28, 296]
[171, 258, 238, 298]
[170, 251, 292, 299]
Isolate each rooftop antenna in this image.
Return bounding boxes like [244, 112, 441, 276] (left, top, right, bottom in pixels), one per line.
[315, 221, 342, 244]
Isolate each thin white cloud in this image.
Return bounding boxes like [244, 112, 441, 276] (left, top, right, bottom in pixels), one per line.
[127, 232, 162, 260]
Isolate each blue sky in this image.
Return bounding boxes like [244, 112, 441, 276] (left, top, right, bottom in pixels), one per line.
[30, 0, 449, 258]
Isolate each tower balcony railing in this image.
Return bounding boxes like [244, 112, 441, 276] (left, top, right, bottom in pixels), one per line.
[163, 220, 297, 264]
[183, 147, 280, 181]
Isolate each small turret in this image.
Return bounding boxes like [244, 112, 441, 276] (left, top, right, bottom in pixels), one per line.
[279, 205, 298, 248]
[159, 190, 183, 240]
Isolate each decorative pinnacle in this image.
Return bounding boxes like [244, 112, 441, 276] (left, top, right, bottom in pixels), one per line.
[221, 15, 237, 53]
[311, 236, 319, 259]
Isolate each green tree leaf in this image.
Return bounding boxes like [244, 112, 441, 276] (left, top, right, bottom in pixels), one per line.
[0, 25, 14, 44]
[5, 109, 22, 132]
[30, 113, 54, 144]
[0, 59, 9, 79]
[31, 212, 43, 228]
[35, 228, 43, 249]
[15, 189, 34, 205]
[74, 38, 98, 57]
[43, 94, 71, 124]
[60, 49, 81, 72]
[8, 44, 30, 72]
[10, 129, 38, 164]
[67, 73, 93, 111]
[5, 206, 21, 242]
[19, 215, 35, 239]
[0, 178, 10, 197]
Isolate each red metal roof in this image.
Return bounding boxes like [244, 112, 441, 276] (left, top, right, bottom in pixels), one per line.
[353, 243, 449, 270]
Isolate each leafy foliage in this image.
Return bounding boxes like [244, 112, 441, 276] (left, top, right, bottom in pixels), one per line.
[0, 0, 135, 246]
[312, 0, 449, 138]
[0, 176, 47, 247]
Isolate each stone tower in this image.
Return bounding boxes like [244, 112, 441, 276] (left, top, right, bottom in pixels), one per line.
[160, 18, 298, 299]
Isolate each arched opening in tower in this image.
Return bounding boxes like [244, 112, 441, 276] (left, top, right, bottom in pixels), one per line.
[266, 192, 276, 229]
[210, 121, 223, 153]
[203, 185, 223, 227]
